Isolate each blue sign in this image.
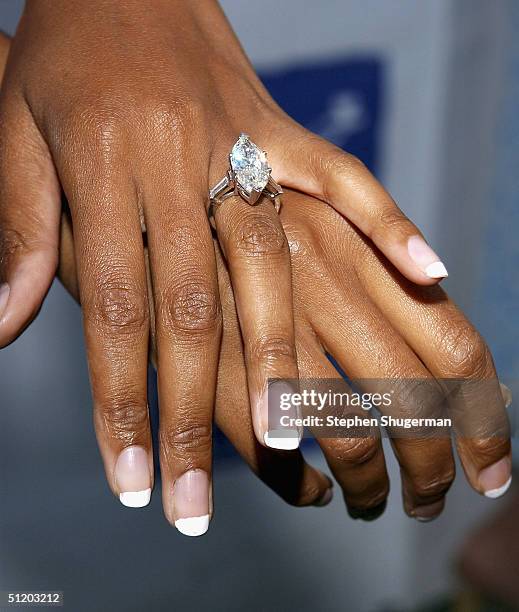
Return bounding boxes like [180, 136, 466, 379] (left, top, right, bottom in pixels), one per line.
[261, 57, 384, 174]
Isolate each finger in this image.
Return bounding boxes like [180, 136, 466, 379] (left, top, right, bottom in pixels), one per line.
[60, 186, 331, 510]
[215, 195, 301, 450]
[57, 145, 153, 508]
[145, 176, 221, 537]
[59, 216, 333, 509]
[59, 207, 334, 512]
[215, 242, 333, 506]
[356, 258, 512, 498]
[296, 330, 390, 520]
[0, 94, 61, 346]
[302, 263, 455, 521]
[272, 126, 448, 285]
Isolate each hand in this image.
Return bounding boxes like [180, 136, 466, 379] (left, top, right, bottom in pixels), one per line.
[0, 0, 448, 463]
[57, 188, 511, 523]
[0, 25, 335, 535]
[0, 10, 506, 532]
[0, 2, 452, 532]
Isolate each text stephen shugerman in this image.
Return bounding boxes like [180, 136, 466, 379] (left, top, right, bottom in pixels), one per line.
[279, 414, 453, 429]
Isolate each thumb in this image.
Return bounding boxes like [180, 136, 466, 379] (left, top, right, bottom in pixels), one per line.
[0, 92, 61, 347]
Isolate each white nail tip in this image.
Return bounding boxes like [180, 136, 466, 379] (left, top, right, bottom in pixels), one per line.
[119, 488, 152, 508]
[175, 515, 210, 537]
[484, 476, 512, 499]
[425, 261, 448, 279]
[264, 430, 300, 450]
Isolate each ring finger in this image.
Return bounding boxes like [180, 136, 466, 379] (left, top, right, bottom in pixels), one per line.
[215, 193, 300, 451]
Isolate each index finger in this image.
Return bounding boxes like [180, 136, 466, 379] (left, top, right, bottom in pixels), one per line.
[273, 125, 448, 285]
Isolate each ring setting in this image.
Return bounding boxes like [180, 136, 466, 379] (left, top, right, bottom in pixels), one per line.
[208, 134, 282, 225]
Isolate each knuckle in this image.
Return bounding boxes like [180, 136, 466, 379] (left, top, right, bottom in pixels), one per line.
[158, 278, 221, 334]
[340, 151, 365, 171]
[470, 437, 510, 464]
[232, 214, 288, 258]
[88, 277, 148, 333]
[161, 421, 212, 456]
[391, 379, 446, 424]
[328, 436, 379, 466]
[310, 147, 366, 203]
[377, 206, 409, 233]
[322, 149, 365, 176]
[413, 470, 454, 500]
[369, 205, 411, 246]
[169, 97, 206, 129]
[438, 319, 492, 378]
[64, 96, 127, 153]
[0, 226, 28, 265]
[98, 393, 148, 444]
[249, 334, 296, 366]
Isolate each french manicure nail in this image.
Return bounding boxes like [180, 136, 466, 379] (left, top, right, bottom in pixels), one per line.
[264, 430, 300, 450]
[115, 446, 152, 508]
[0, 283, 10, 318]
[173, 470, 210, 537]
[407, 236, 448, 279]
[261, 380, 301, 450]
[479, 456, 512, 498]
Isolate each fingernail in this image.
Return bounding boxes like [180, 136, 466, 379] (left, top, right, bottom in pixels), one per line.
[115, 446, 152, 508]
[407, 236, 448, 279]
[411, 500, 444, 522]
[261, 380, 301, 451]
[173, 469, 210, 537]
[479, 456, 512, 498]
[313, 487, 334, 507]
[0, 283, 10, 318]
[264, 430, 300, 450]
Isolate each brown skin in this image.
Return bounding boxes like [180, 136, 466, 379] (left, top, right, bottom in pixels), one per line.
[0, 0, 445, 493]
[57, 188, 510, 522]
[0, 6, 509, 523]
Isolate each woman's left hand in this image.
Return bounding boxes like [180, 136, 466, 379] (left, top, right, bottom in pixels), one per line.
[0, 0, 447, 457]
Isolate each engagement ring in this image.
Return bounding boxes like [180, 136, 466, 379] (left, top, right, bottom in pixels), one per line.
[208, 134, 282, 227]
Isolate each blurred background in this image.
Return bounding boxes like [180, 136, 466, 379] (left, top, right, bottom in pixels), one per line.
[1, 1, 518, 610]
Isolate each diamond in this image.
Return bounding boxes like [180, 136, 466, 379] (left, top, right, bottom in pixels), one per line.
[230, 134, 270, 194]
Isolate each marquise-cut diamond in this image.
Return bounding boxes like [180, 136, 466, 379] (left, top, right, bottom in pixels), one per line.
[230, 134, 270, 194]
